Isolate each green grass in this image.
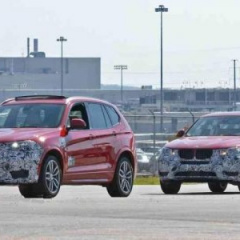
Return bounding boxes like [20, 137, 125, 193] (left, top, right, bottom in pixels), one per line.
[134, 176, 159, 185]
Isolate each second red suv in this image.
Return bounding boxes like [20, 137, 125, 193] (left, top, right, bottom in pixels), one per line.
[0, 95, 136, 198]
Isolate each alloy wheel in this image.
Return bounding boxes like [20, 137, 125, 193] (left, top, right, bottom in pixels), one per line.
[45, 159, 61, 194]
[118, 161, 133, 194]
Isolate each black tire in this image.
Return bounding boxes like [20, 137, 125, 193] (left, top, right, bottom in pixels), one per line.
[39, 155, 62, 198]
[208, 182, 227, 193]
[18, 184, 43, 198]
[160, 180, 181, 194]
[19, 155, 62, 199]
[107, 156, 133, 197]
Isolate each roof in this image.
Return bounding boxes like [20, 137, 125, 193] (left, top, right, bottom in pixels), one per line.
[1, 95, 114, 107]
[202, 112, 240, 117]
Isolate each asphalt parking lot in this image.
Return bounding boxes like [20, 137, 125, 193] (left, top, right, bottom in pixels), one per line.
[1, 184, 240, 240]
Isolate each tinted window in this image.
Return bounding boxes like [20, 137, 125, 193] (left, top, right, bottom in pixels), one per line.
[105, 105, 120, 126]
[102, 105, 112, 128]
[0, 104, 65, 128]
[187, 116, 240, 136]
[88, 103, 107, 129]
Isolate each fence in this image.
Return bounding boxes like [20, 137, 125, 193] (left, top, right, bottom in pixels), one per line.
[124, 112, 207, 175]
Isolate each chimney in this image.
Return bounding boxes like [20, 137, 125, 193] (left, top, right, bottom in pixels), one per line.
[27, 37, 30, 57]
[33, 38, 38, 52]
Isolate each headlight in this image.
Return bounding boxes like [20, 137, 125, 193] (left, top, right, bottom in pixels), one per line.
[11, 142, 19, 149]
[9, 140, 44, 160]
[10, 140, 42, 151]
[162, 147, 178, 157]
[219, 147, 240, 159]
[0, 140, 44, 164]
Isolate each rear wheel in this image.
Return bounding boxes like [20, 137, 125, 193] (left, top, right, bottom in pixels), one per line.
[208, 182, 227, 193]
[107, 156, 133, 197]
[160, 180, 181, 194]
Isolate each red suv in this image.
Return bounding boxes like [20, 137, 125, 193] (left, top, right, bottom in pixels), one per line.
[0, 95, 136, 198]
[159, 112, 240, 194]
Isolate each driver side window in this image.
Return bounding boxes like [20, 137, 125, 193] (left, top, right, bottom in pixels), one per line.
[68, 103, 89, 129]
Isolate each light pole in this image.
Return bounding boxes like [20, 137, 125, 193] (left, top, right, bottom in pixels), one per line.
[155, 5, 168, 132]
[57, 36, 67, 96]
[233, 59, 237, 110]
[114, 65, 128, 104]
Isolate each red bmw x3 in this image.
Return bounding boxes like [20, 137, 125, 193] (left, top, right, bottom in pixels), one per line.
[0, 95, 136, 198]
[159, 112, 240, 194]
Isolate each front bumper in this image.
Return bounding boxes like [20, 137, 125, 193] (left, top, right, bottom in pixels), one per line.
[0, 141, 43, 184]
[159, 149, 240, 183]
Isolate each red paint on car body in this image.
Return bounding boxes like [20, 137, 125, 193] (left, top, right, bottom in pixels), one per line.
[0, 96, 136, 197]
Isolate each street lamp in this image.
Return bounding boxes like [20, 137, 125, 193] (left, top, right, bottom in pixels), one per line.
[114, 65, 128, 103]
[155, 5, 168, 132]
[57, 36, 67, 96]
[233, 59, 237, 110]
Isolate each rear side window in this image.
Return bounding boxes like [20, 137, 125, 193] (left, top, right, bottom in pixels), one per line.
[102, 105, 112, 128]
[105, 105, 120, 126]
[88, 103, 107, 129]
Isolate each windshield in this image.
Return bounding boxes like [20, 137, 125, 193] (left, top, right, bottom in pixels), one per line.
[0, 104, 65, 128]
[187, 116, 240, 136]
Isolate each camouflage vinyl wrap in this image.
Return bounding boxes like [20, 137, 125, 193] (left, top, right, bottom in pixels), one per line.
[159, 147, 240, 182]
[0, 140, 43, 183]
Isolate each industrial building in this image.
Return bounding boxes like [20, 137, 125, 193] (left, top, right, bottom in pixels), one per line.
[0, 38, 237, 113]
[0, 57, 100, 89]
[0, 87, 237, 112]
[0, 38, 100, 97]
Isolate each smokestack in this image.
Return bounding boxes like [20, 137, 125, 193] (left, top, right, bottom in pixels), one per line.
[33, 38, 38, 52]
[27, 37, 30, 57]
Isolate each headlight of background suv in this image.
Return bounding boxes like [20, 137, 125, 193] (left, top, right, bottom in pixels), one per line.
[219, 147, 240, 160]
[162, 147, 178, 158]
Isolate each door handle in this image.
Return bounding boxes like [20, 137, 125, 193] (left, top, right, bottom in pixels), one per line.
[112, 131, 117, 136]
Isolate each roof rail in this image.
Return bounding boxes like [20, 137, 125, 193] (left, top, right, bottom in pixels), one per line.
[1, 98, 14, 105]
[15, 95, 66, 101]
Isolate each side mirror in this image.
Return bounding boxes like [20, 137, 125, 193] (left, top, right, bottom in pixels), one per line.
[70, 118, 87, 129]
[176, 129, 185, 138]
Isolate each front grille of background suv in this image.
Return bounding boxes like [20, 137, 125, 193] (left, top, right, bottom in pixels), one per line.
[178, 149, 213, 160]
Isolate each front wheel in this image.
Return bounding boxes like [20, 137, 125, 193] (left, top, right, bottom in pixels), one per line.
[19, 156, 62, 198]
[107, 156, 133, 197]
[208, 182, 227, 193]
[160, 180, 181, 194]
[39, 155, 62, 198]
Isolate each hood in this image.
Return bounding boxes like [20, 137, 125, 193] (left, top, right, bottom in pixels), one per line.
[0, 128, 58, 143]
[166, 136, 240, 149]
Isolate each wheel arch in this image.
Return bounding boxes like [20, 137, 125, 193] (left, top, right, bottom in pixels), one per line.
[42, 149, 64, 173]
[118, 150, 136, 173]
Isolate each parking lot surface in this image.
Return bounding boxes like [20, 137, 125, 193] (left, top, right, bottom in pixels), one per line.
[1, 184, 240, 240]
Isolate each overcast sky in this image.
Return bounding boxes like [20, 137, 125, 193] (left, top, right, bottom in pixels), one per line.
[1, 0, 240, 89]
